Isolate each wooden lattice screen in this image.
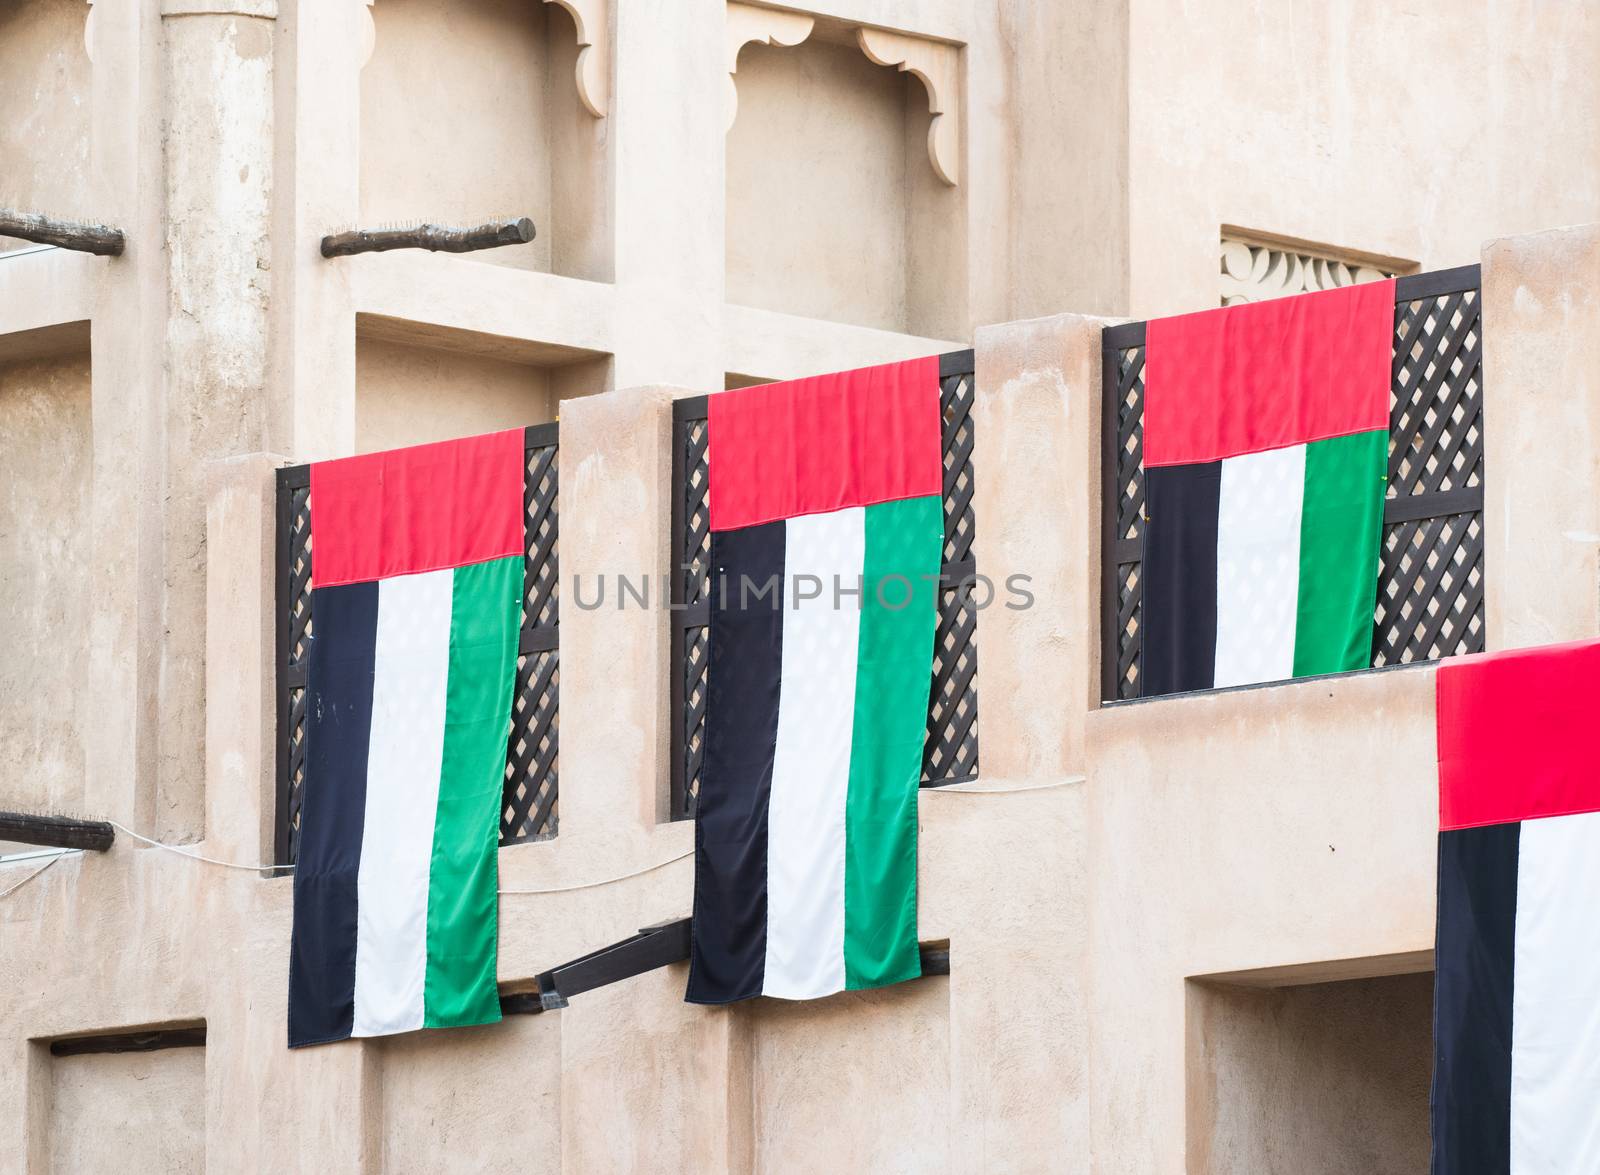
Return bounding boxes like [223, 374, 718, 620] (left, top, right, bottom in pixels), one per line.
[274, 424, 560, 868]
[669, 350, 980, 820]
[1099, 264, 1486, 701]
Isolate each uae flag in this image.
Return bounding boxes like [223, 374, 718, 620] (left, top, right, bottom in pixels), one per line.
[1141, 280, 1394, 696]
[288, 429, 523, 1048]
[1433, 639, 1600, 1173]
[687, 357, 943, 1005]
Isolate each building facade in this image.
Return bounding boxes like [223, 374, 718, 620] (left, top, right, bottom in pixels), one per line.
[2, 0, 1600, 1170]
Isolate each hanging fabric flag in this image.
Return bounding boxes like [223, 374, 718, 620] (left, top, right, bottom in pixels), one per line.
[1432, 638, 1600, 1173]
[687, 357, 943, 1005]
[288, 429, 523, 1048]
[1140, 280, 1394, 696]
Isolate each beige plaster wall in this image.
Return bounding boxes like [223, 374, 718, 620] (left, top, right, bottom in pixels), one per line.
[1187, 973, 1433, 1174]
[1000, 0, 1131, 321]
[749, 980, 952, 1173]
[1086, 666, 1440, 1173]
[49, 1047, 206, 1172]
[0, 353, 93, 815]
[728, 36, 963, 338]
[378, 1015, 562, 1173]
[1127, 0, 1600, 318]
[0, 0, 92, 253]
[355, 336, 554, 452]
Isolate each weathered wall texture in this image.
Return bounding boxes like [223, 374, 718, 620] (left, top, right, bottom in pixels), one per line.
[3, 0, 1600, 1171]
[0, 353, 93, 816]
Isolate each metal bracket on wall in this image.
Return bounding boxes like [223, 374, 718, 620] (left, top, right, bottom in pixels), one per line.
[500, 918, 951, 1015]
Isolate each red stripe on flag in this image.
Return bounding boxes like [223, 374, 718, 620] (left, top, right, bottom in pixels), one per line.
[707, 357, 942, 532]
[1437, 638, 1600, 831]
[309, 429, 524, 588]
[1143, 279, 1395, 467]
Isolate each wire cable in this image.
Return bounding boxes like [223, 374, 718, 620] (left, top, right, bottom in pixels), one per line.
[107, 821, 291, 873]
[0, 854, 63, 900]
[922, 776, 1084, 796]
[497, 848, 694, 895]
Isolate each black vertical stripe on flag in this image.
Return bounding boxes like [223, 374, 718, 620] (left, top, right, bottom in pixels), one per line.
[1141, 461, 1222, 697]
[1432, 823, 1519, 1175]
[289, 580, 379, 1047]
[687, 520, 786, 1004]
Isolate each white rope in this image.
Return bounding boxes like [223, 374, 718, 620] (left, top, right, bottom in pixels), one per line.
[108, 822, 291, 873]
[498, 848, 693, 896]
[93, 779, 1062, 890]
[0, 854, 62, 900]
[922, 776, 1084, 796]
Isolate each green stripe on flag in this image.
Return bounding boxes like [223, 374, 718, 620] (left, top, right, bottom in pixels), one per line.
[844, 495, 942, 991]
[1293, 430, 1388, 677]
[424, 554, 520, 1028]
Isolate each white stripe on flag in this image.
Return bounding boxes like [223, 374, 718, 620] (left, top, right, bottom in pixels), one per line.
[764, 507, 865, 999]
[1213, 443, 1305, 688]
[1511, 810, 1600, 1173]
[353, 568, 454, 1037]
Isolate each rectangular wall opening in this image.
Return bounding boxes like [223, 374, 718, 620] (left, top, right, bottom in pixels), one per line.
[1186, 970, 1432, 1174]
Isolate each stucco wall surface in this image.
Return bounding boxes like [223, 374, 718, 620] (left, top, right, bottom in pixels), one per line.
[1128, 0, 1600, 318]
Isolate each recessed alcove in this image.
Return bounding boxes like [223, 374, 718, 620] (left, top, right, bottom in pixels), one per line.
[0, 0, 93, 253]
[0, 346, 93, 816]
[48, 1043, 206, 1171]
[1186, 970, 1432, 1173]
[360, 0, 610, 281]
[725, 23, 966, 340]
[355, 317, 608, 453]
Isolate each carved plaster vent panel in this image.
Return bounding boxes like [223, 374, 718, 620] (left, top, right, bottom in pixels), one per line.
[725, 1, 961, 187]
[1221, 231, 1414, 307]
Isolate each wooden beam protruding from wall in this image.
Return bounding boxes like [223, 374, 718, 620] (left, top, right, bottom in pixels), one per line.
[320, 217, 536, 258]
[0, 812, 116, 852]
[0, 210, 126, 257]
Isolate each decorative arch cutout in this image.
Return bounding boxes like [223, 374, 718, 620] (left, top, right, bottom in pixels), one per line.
[856, 26, 960, 187]
[545, 0, 608, 117]
[725, 2, 815, 131]
[360, 0, 606, 115]
[723, 3, 961, 187]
